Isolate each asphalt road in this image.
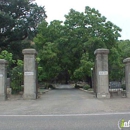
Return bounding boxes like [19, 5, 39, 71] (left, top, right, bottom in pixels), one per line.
[0, 113, 130, 130]
[0, 86, 130, 129]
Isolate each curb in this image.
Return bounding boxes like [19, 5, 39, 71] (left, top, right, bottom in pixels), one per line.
[38, 88, 51, 95]
[79, 88, 93, 93]
[79, 88, 88, 92]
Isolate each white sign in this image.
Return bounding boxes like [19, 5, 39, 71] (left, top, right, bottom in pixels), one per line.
[0, 74, 3, 77]
[102, 95, 106, 97]
[24, 72, 34, 75]
[99, 71, 108, 75]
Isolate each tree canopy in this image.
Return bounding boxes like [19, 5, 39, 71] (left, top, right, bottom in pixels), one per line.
[34, 6, 122, 83]
[1, 2, 128, 84]
[0, 0, 47, 52]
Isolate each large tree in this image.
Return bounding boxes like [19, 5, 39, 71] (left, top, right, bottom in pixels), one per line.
[0, 0, 46, 51]
[34, 6, 122, 83]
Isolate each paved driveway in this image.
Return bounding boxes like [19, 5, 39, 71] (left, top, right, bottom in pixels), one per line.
[0, 86, 130, 115]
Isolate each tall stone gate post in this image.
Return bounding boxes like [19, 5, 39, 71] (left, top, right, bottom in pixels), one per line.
[123, 58, 130, 98]
[22, 49, 37, 100]
[94, 49, 110, 98]
[0, 59, 8, 101]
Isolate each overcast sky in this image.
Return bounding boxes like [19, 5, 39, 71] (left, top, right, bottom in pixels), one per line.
[35, 0, 130, 40]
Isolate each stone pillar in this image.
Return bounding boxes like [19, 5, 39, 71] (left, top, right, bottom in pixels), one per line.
[22, 49, 37, 100]
[0, 59, 8, 101]
[94, 49, 110, 98]
[123, 58, 130, 98]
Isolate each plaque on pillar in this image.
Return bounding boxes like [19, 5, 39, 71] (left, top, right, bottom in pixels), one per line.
[99, 71, 108, 75]
[24, 72, 34, 75]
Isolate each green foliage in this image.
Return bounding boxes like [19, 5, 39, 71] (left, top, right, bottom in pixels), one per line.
[11, 60, 23, 94]
[109, 46, 124, 81]
[0, 4, 127, 85]
[118, 40, 130, 58]
[121, 84, 126, 90]
[73, 53, 94, 80]
[0, 50, 15, 64]
[48, 84, 55, 89]
[8, 40, 32, 60]
[0, 50, 24, 93]
[83, 84, 90, 90]
[74, 84, 81, 89]
[34, 6, 122, 82]
[0, 0, 46, 58]
[36, 41, 61, 81]
[0, 50, 16, 76]
[108, 40, 130, 81]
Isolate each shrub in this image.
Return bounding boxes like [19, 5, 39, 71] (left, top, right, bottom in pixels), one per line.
[83, 84, 90, 90]
[10, 60, 23, 94]
[75, 84, 81, 89]
[121, 84, 126, 90]
[48, 84, 55, 89]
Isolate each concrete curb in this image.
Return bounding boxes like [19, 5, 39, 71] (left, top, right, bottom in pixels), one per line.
[79, 88, 93, 93]
[79, 88, 127, 99]
[38, 88, 51, 95]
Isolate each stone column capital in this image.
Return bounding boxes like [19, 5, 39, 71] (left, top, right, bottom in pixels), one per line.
[123, 58, 130, 64]
[22, 49, 37, 55]
[0, 59, 8, 64]
[94, 49, 109, 55]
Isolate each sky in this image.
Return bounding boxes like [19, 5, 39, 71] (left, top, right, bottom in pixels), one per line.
[35, 0, 130, 40]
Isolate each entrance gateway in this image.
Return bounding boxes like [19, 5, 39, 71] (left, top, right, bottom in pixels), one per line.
[0, 48, 130, 100]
